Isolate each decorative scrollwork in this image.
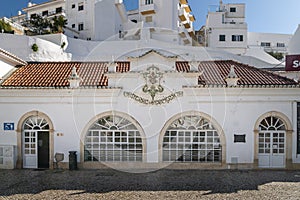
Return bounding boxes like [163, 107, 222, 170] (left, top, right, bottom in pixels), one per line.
[123, 65, 183, 105]
[124, 91, 183, 105]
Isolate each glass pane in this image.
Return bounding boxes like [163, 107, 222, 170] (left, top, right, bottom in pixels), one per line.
[279, 149, 284, 153]
[279, 133, 284, 137]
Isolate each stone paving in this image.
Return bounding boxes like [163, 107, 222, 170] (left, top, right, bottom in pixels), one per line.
[0, 169, 300, 199]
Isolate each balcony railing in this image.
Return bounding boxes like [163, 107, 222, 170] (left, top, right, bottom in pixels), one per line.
[180, 0, 188, 4]
[178, 8, 188, 22]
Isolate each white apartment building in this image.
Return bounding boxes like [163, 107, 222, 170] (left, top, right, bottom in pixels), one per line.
[64, 0, 196, 44]
[23, 0, 66, 20]
[205, 1, 247, 54]
[248, 32, 293, 54]
[204, 1, 293, 58]
[4, 0, 196, 44]
[64, 0, 95, 40]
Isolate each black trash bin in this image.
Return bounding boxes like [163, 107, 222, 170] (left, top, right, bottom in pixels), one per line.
[69, 151, 78, 170]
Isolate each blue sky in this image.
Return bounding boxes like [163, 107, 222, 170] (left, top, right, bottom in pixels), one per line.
[0, 0, 299, 34]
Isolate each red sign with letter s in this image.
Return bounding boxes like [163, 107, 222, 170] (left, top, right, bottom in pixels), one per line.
[286, 55, 300, 71]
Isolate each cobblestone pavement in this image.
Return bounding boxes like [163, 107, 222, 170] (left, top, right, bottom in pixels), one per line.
[0, 169, 300, 199]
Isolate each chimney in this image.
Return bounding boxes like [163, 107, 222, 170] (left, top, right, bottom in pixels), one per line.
[225, 65, 240, 87]
[68, 66, 81, 88]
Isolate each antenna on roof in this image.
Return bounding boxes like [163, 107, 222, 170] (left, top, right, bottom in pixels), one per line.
[219, 0, 224, 11]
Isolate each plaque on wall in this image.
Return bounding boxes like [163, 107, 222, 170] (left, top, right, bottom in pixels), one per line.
[234, 134, 246, 143]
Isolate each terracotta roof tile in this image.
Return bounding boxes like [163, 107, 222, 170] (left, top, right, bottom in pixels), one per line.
[1, 62, 108, 87]
[198, 60, 297, 86]
[176, 61, 190, 72]
[116, 62, 130, 73]
[1, 60, 297, 88]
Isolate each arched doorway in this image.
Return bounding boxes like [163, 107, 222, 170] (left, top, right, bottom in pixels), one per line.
[257, 116, 286, 168]
[17, 111, 54, 169]
[22, 116, 50, 168]
[82, 112, 146, 162]
[159, 111, 226, 163]
[255, 112, 292, 168]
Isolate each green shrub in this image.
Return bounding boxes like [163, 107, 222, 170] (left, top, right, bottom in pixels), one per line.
[31, 43, 38, 52]
[61, 42, 66, 49]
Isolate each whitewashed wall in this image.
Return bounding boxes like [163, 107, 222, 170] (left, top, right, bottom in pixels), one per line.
[0, 84, 299, 165]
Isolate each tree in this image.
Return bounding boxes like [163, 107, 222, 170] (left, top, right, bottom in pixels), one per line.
[25, 15, 51, 35]
[267, 51, 284, 61]
[23, 15, 67, 35]
[0, 19, 13, 33]
[51, 15, 67, 33]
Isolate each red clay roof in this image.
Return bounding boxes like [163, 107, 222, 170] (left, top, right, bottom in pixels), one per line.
[176, 61, 190, 72]
[1, 62, 109, 87]
[1, 60, 297, 88]
[197, 60, 297, 86]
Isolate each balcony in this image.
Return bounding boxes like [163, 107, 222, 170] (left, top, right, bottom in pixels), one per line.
[189, 14, 195, 22]
[178, 8, 187, 22]
[183, 5, 192, 13]
[221, 22, 247, 29]
[140, 3, 156, 15]
[182, 21, 191, 29]
[180, 0, 188, 4]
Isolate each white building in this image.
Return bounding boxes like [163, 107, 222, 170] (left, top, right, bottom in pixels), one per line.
[3, 0, 194, 45]
[204, 0, 293, 60]
[0, 39, 300, 170]
[64, 0, 196, 44]
[0, 0, 300, 172]
[205, 1, 247, 54]
[22, 0, 66, 20]
[248, 32, 292, 55]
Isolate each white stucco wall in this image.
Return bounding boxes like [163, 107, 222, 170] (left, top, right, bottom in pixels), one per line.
[0, 84, 299, 165]
[289, 24, 300, 55]
[0, 61, 15, 78]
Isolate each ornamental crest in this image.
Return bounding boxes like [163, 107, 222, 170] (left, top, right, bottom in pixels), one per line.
[124, 65, 183, 105]
[142, 66, 164, 101]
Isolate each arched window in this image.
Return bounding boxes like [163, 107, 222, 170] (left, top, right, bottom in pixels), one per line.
[84, 114, 143, 162]
[259, 116, 286, 131]
[258, 116, 286, 155]
[23, 116, 50, 130]
[163, 115, 221, 162]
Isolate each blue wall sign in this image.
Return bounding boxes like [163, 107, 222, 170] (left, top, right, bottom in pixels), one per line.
[4, 123, 14, 131]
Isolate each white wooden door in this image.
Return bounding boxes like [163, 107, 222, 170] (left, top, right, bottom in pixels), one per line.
[258, 131, 285, 168]
[23, 131, 38, 168]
